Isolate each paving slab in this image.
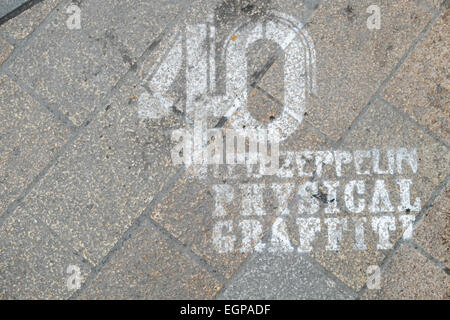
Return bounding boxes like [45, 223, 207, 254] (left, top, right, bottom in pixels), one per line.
[421, 0, 447, 11]
[363, 244, 449, 300]
[218, 253, 355, 299]
[414, 183, 449, 268]
[0, 0, 29, 19]
[0, 207, 91, 300]
[307, 98, 450, 290]
[18, 76, 184, 265]
[77, 218, 221, 300]
[8, 0, 187, 126]
[383, 7, 449, 145]
[0, 0, 448, 300]
[149, 120, 332, 279]
[260, 0, 432, 141]
[0, 74, 70, 217]
[0, 0, 61, 41]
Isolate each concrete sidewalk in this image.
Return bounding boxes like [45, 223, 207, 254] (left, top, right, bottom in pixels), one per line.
[0, 0, 448, 300]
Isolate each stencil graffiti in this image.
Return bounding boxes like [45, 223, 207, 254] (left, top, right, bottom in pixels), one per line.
[212, 148, 420, 253]
[137, 10, 420, 254]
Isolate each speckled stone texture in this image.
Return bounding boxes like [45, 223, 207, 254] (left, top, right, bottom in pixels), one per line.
[218, 253, 355, 299]
[0, 0, 448, 300]
[0, 36, 13, 65]
[422, 0, 447, 11]
[77, 218, 221, 300]
[0, 207, 91, 300]
[414, 184, 450, 268]
[0, 0, 29, 18]
[0, 0, 61, 40]
[262, 0, 432, 141]
[8, 0, 188, 126]
[0, 74, 70, 216]
[363, 244, 449, 300]
[383, 7, 450, 145]
[18, 76, 184, 265]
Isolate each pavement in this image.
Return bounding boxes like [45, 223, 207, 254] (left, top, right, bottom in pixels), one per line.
[0, 0, 448, 300]
[0, 1, 30, 19]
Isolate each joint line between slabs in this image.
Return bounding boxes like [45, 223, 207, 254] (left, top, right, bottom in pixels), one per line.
[253, 84, 336, 146]
[0, 0, 46, 26]
[1, 0, 194, 294]
[334, 7, 444, 148]
[406, 240, 449, 273]
[379, 97, 449, 150]
[4, 69, 77, 131]
[0, 0, 68, 73]
[68, 166, 187, 299]
[357, 172, 450, 298]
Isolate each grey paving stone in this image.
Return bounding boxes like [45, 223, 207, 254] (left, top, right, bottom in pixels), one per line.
[1, 0, 448, 300]
[0, 74, 70, 217]
[246, 88, 282, 124]
[0, 207, 91, 300]
[218, 253, 355, 299]
[421, 0, 446, 10]
[80, 0, 192, 60]
[149, 122, 332, 279]
[0, 0, 29, 19]
[78, 218, 221, 300]
[9, 0, 187, 126]
[260, 0, 432, 141]
[383, 7, 449, 145]
[136, 0, 319, 129]
[18, 76, 184, 265]
[0, 0, 61, 41]
[308, 98, 450, 290]
[414, 183, 449, 268]
[363, 244, 449, 300]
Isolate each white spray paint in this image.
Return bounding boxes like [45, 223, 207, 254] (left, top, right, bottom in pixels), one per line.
[325, 218, 348, 251]
[354, 150, 372, 175]
[396, 179, 421, 212]
[353, 217, 368, 251]
[297, 217, 321, 253]
[138, 33, 183, 119]
[213, 184, 234, 217]
[135, 9, 424, 256]
[239, 220, 265, 253]
[323, 181, 339, 214]
[334, 150, 352, 177]
[369, 180, 394, 213]
[240, 184, 266, 216]
[399, 215, 415, 240]
[297, 181, 320, 215]
[138, 11, 316, 179]
[396, 148, 418, 174]
[213, 220, 236, 254]
[371, 216, 396, 250]
[271, 183, 295, 216]
[269, 217, 294, 253]
[344, 180, 366, 213]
